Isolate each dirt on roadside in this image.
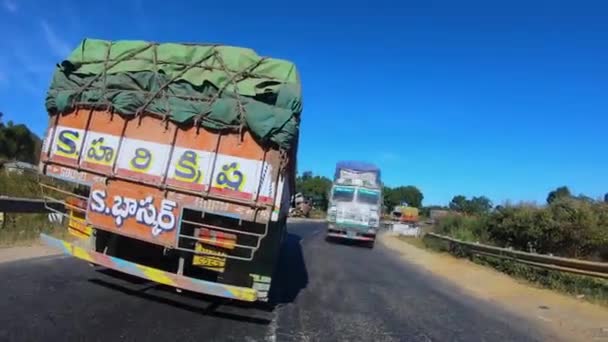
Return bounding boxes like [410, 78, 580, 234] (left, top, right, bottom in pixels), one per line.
[380, 233, 608, 342]
[0, 243, 61, 264]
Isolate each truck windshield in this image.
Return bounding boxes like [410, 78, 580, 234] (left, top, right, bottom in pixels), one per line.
[357, 189, 380, 205]
[332, 186, 355, 202]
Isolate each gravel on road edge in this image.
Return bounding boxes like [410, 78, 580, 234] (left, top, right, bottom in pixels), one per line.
[380, 233, 608, 342]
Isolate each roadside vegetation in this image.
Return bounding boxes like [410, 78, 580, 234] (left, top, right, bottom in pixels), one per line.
[0, 169, 43, 198]
[0, 113, 41, 164]
[0, 171, 68, 246]
[416, 187, 608, 305]
[0, 114, 69, 245]
[434, 189, 608, 261]
[1, 212, 66, 247]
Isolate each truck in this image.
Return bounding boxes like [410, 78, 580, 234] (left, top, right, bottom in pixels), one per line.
[37, 39, 302, 303]
[391, 205, 419, 223]
[389, 204, 421, 237]
[289, 193, 312, 218]
[326, 161, 382, 247]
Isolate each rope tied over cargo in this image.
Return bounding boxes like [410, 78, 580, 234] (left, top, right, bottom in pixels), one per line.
[68, 43, 156, 110]
[194, 50, 268, 143]
[46, 39, 301, 150]
[136, 46, 217, 118]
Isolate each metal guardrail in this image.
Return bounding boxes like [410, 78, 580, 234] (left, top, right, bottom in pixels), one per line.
[0, 196, 64, 214]
[425, 233, 608, 279]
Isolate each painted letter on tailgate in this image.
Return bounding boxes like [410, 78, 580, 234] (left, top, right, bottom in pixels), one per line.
[86, 182, 180, 247]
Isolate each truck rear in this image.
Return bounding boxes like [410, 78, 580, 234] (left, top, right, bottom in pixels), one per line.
[390, 205, 421, 236]
[38, 39, 302, 302]
[326, 161, 382, 247]
[391, 205, 419, 223]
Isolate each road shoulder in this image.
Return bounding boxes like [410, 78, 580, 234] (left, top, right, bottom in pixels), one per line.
[0, 243, 60, 264]
[380, 233, 608, 342]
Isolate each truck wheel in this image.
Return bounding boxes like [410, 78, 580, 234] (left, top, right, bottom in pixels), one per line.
[367, 240, 375, 249]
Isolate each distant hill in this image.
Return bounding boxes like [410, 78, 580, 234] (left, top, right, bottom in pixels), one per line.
[0, 112, 42, 164]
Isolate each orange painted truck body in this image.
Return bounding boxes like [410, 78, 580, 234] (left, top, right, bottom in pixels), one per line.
[39, 108, 296, 302]
[391, 205, 419, 223]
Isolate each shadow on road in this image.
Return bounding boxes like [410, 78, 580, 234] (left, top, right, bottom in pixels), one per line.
[88, 275, 274, 325]
[325, 236, 374, 249]
[268, 232, 309, 305]
[85, 232, 309, 324]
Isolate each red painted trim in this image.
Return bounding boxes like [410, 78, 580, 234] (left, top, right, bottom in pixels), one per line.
[115, 168, 163, 183]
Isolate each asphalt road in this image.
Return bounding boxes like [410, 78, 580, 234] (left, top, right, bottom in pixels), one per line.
[0, 221, 552, 341]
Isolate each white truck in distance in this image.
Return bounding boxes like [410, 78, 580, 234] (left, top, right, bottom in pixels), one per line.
[326, 161, 382, 247]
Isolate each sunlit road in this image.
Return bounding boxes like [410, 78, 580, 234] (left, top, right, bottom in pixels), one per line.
[0, 221, 551, 341]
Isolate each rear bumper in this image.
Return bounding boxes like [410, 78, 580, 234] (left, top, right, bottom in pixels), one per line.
[40, 234, 258, 302]
[327, 232, 375, 241]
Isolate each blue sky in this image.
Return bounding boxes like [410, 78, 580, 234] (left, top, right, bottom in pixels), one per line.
[1, 0, 607, 205]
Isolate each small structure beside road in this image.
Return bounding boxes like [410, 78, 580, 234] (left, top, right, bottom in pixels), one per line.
[1, 161, 38, 175]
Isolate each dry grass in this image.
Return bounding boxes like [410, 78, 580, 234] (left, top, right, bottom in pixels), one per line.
[0, 213, 69, 246]
[0, 171, 72, 245]
[397, 236, 427, 250]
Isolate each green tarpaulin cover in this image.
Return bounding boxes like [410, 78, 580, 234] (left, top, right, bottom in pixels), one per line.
[46, 39, 302, 149]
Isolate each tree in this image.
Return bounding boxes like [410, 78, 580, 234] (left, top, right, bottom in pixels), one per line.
[0, 117, 42, 163]
[468, 196, 493, 215]
[449, 195, 492, 215]
[383, 186, 396, 212]
[449, 195, 467, 212]
[295, 172, 332, 210]
[547, 186, 571, 204]
[604, 193, 608, 203]
[384, 185, 423, 210]
[576, 194, 595, 203]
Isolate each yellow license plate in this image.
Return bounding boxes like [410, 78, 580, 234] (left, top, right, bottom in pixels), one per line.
[68, 212, 92, 239]
[193, 244, 227, 273]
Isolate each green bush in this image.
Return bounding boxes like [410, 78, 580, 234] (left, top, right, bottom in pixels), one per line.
[0, 171, 75, 245]
[0, 170, 42, 198]
[488, 199, 608, 259]
[486, 204, 553, 253]
[434, 214, 488, 243]
[434, 198, 608, 261]
[0, 213, 66, 246]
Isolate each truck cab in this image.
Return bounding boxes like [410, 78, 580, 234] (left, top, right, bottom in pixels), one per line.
[326, 162, 382, 247]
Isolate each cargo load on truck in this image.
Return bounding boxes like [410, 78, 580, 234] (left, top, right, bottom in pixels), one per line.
[38, 39, 302, 302]
[334, 161, 381, 188]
